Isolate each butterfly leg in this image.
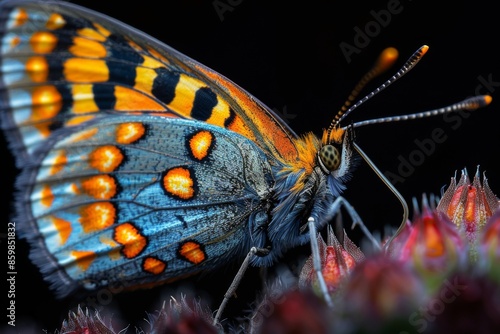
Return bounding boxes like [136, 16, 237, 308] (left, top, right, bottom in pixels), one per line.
[307, 217, 335, 308]
[328, 196, 381, 250]
[306, 196, 380, 308]
[213, 246, 269, 326]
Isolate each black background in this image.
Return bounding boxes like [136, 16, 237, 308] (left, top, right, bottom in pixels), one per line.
[1, 0, 499, 332]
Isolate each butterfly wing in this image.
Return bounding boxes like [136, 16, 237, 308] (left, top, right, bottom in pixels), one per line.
[0, 0, 298, 168]
[0, 0, 285, 297]
[14, 114, 275, 297]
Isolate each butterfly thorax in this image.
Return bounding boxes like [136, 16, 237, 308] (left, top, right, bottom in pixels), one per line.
[249, 128, 354, 266]
[277, 127, 352, 195]
[278, 132, 323, 191]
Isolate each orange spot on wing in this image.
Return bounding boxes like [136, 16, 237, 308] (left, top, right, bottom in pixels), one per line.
[70, 36, 107, 58]
[100, 236, 117, 247]
[52, 216, 72, 245]
[99, 236, 120, 260]
[163, 167, 195, 200]
[30, 31, 57, 54]
[32, 85, 62, 137]
[9, 35, 21, 49]
[70, 183, 80, 195]
[32, 85, 62, 118]
[179, 241, 206, 264]
[189, 130, 213, 161]
[79, 202, 116, 233]
[114, 86, 166, 111]
[71, 250, 96, 271]
[13, 8, 28, 27]
[64, 58, 109, 82]
[81, 175, 117, 200]
[26, 56, 48, 82]
[46, 13, 65, 30]
[49, 151, 67, 175]
[114, 223, 147, 259]
[40, 185, 54, 207]
[143, 257, 166, 275]
[89, 145, 124, 173]
[116, 122, 145, 144]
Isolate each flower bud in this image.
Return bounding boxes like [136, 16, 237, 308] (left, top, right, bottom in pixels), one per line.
[437, 168, 499, 261]
[299, 226, 364, 296]
[395, 196, 466, 292]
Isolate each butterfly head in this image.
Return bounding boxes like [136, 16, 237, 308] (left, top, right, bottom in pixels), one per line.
[316, 126, 353, 181]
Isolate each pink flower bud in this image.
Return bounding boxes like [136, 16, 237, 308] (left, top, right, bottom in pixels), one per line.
[437, 168, 499, 260]
[392, 196, 466, 292]
[299, 226, 364, 295]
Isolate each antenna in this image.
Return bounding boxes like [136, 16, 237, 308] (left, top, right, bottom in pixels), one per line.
[331, 47, 399, 126]
[351, 95, 491, 129]
[327, 45, 428, 141]
[327, 45, 492, 247]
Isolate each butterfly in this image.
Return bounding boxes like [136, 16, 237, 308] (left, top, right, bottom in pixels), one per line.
[0, 0, 491, 324]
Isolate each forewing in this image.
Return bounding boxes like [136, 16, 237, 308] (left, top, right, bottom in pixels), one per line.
[0, 0, 298, 168]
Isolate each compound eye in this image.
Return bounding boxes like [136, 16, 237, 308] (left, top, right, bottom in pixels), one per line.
[319, 144, 340, 171]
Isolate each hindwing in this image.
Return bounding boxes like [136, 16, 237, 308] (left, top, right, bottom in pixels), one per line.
[16, 115, 274, 297]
